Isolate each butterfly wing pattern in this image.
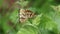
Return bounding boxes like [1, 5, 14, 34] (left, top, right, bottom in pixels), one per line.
[20, 9, 35, 23]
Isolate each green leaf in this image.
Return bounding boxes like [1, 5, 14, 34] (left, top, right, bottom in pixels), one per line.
[38, 15, 58, 34]
[32, 14, 42, 25]
[17, 25, 38, 34]
[9, 8, 19, 24]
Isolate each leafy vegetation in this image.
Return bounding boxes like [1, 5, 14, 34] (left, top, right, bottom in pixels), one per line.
[0, 0, 60, 34]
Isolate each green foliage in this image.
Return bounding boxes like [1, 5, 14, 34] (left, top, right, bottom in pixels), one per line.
[17, 25, 38, 34]
[0, 0, 60, 34]
[0, 0, 3, 7]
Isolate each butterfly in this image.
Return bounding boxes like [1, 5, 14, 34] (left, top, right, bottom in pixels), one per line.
[20, 9, 35, 23]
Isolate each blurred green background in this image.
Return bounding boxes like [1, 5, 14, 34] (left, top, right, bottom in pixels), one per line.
[0, 0, 60, 34]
